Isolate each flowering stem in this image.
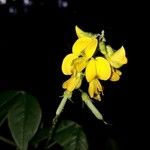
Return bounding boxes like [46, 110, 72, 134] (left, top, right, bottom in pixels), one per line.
[45, 115, 59, 149]
[45, 91, 71, 149]
[56, 96, 68, 116]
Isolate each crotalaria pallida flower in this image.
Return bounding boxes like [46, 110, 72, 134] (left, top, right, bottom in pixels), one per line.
[85, 57, 111, 100]
[61, 27, 98, 92]
[61, 25, 128, 100]
[105, 45, 128, 81]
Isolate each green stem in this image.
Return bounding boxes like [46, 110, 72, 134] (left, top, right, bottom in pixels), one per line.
[56, 96, 68, 116]
[0, 136, 16, 146]
[46, 115, 59, 146]
[45, 95, 68, 149]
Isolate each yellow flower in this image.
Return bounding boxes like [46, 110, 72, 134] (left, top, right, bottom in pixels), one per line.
[110, 69, 122, 81]
[88, 79, 103, 101]
[75, 25, 98, 38]
[72, 56, 88, 73]
[85, 57, 111, 100]
[85, 57, 111, 82]
[62, 53, 88, 76]
[72, 37, 98, 59]
[62, 73, 82, 92]
[106, 46, 128, 68]
[104, 45, 127, 81]
[61, 53, 78, 75]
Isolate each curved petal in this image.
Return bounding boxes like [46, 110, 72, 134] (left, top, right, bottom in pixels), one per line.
[73, 57, 88, 72]
[84, 38, 98, 58]
[88, 80, 95, 98]
[72, 37, 93, 56]
[109, 46, 128, 68]
[110, 69, 122, 81]
[85, 58, 96, 82]
[88, 79, 102, 101]
[62, 75, 82, 91]
[75, 25, 97, 38]
[62, 77, 77, 92]
[75, 76, 82, 89]
[96, 57, 111, 80]
[61, 53, 77, 75]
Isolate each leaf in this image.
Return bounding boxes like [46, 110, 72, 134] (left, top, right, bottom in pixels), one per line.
[0, 90, 21, 126]
[54, 120, 88, 150]
[8, 92, 42, 150]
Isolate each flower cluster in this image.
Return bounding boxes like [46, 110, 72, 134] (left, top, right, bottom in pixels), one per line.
[61, 26, 127, 101]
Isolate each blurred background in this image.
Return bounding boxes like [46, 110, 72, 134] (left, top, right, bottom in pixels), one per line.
[0, 0, 130, 150]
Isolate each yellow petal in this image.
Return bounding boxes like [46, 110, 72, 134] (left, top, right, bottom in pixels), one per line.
[116, 69, 122, 76]
[72, 37, 93, 56]
[75, 76, 82, 89]
[88, 79, 103, 101]
[110, 70, 122, 81]
[75, 25, 98, 38]
[62, 75, 82, 91]
[85, 58, 96, 82]
[62, 77, 77, 92]
[95, 79, 103, 94]
[84, 38, 98, 58]
[88, 80, 95, 98]
[96, 57, 111, 80]
[61, 53, 77, 75]
[109, 46, 128, 68]
[73, 57, 88, 72]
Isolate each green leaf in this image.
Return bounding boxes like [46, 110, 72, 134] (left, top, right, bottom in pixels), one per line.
[8, 92, 42, 150]
[54, 120, 88, 150]
[0, 90, 21, 126]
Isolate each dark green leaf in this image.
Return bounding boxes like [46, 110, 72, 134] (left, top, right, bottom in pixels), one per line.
[0, 90, 21, 126]
[54, 120, 88, 150]
[8, 92, 42, 150]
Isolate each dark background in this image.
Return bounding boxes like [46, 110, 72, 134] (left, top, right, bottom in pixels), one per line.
[0, 0, 132, 150]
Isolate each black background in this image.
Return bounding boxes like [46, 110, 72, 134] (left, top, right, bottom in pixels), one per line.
[0, 0, 134, 150]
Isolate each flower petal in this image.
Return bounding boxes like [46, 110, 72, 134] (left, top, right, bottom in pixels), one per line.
[75, 76, 82, 89]
[73, 57, 88, 72]
[62, 77, 77, 92]
[84, 38, 98, 58]
[61, 53, 77, 75]
[88, 79, 103, 101]
[109, 46, 128, 68]
[88, 80, 95, 98]
[110, 69, 122, 81]
[75, 25, 97, 38]
[96, 57, 111, 80]
[72, 37, 93, 56]
[85, 58, 96, 82]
